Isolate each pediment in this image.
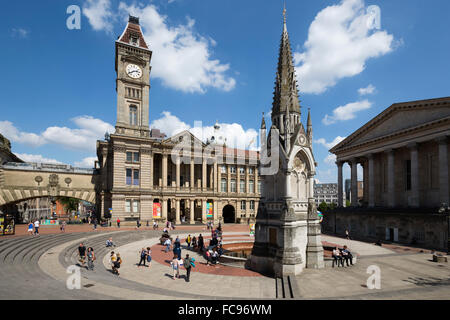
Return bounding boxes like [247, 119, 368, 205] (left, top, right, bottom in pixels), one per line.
[331, 97, 450, 152]
[163, 130, 205, 147]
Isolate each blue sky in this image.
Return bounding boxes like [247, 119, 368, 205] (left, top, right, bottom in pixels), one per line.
[1, 0, 449, 183]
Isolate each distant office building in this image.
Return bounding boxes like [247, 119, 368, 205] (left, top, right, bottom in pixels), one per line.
[314, 183, 340, 206]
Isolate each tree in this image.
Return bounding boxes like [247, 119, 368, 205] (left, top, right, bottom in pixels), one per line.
[57, 197, 80, 214]
[345, 200, 351, 208]
[318, 201, 328, 213]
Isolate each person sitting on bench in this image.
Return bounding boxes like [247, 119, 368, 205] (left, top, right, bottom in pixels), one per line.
[332, 247, 344, 268]
[341, 245, 353, 266]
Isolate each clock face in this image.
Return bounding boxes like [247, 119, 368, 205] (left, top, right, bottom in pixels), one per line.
[126, 64, 142, 79]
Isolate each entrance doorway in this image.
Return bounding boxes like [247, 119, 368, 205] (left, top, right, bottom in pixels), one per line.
[222, 205, 236, 223]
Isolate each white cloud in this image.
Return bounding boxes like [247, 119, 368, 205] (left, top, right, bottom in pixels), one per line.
[358, 84, 376, 95]
[74, 157, 97, 168]
[324, 154, 336, 165]
[0, 116, 114, 152]
[11, 28, 29, 38]
[0, 121, 46, 147]
[83, 0, 115, 33]
[82, 1, 236, 93]
[322, 100, 372, 125]
[294, 0, 395, 94]
[14, 153, 63, 164]
[315, 136, 346, 149]
[150, 111, 258, 150]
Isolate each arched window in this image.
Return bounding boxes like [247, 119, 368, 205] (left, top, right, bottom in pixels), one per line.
[129, 105, 137, 126]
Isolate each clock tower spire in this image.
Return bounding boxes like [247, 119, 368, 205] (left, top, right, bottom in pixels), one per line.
[115, 15, 152, 137]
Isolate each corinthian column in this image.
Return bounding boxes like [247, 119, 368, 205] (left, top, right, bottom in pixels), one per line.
[336, 161, 343, 207]
[437, 137, 449, 206]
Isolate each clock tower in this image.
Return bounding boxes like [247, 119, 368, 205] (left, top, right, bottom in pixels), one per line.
[115, 16, 152, 137]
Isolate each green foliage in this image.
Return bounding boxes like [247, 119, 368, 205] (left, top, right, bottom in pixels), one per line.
[318, 201, 328, 213]
[345, 200, 351, 207]
[57, 197, 80, 214]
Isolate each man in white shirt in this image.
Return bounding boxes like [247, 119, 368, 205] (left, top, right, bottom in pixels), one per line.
[34, 220, 40, 235]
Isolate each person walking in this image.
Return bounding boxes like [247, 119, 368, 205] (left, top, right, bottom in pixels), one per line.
[27, 222, 34, 236]
[87, 247, 95, 271]
[146, 247, 152, 268]
[192, 236, 197, 250]
[117, 218, 121, 228]
[138, 248, 147, 267]
[60, 220, 66, 233]
[198, 234, 204, 253]
[136, 219, 140, 229]
[93, 218, 98, 231]
[115, 253, 122, 276]
[164, 237, 172, 253]
[110, 251, 118, 275]
[78, 243, 87, 267]
[170, 255, 180, 280]
[186, 234, 192, 248]
[173, 242, 182, 260]
[183, 254, 193, 282]
[34, 219, 40, 236]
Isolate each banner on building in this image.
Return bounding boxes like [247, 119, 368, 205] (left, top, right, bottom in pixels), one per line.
[249, 223, 255, 237]
[153, 202, 161, 218]
[42, 219, 59, 226]
[206, 201, 213, 219]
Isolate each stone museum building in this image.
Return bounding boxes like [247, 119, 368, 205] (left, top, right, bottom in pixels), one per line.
[96, 17, 261, 225]
[325, 97, 450, 250]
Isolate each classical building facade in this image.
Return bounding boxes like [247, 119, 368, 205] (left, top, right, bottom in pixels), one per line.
[331, 97, 450, 209]
[325, 97, 450, 250]
[96, 16, 260, 226]
[249, 10, 323, 276]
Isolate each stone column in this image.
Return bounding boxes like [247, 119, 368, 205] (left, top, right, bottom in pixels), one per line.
[437, 137, 449, 206]
[337, 161, 344, 207]
[387, 149, 396, 207]
[285, 170, 292, 199]
[176, 157, 180, 190]
[162, 153, 168, 188]
[162, 198, 168, 221]
[409, 143, 420, 207]
[213, 161, 218, 192]
[202, 199, 206, 223]
[202, 157, 207, 191]
[213, 199, 218, 224]
[350, 159, 358, 207]
[368, 154, 375, 207]
[190, 156, 194, 190]
[190, 199, 195, 224]
[175, 199, 181, 224]
[237, 166, 241, 193]
[255, 167, 259, 194]
[227, 165, 231, 194]
[308, 174, 314, 199]
[149, 152, 153, 189]
[246, 167, 250, 194]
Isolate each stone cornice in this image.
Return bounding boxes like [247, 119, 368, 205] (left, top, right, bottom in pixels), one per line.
[332, 116, 450, 155]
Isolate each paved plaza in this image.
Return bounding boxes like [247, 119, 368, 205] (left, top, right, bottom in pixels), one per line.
[0, 224, 448, 300]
